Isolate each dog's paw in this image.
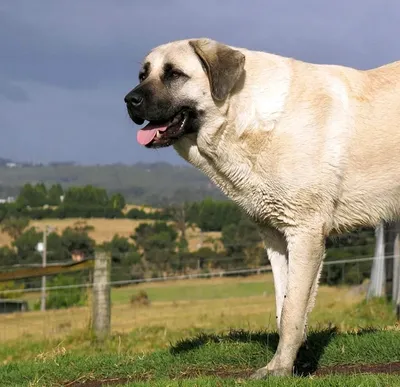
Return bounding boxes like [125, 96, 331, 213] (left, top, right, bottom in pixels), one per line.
[249, 366, 292, 379]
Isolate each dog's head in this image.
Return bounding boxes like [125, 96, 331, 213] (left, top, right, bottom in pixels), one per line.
[124, 38, 245, 148]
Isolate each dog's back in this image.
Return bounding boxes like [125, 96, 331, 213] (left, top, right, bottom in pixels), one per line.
[226, 50, 400, 232]
[330, 61, 400, 230]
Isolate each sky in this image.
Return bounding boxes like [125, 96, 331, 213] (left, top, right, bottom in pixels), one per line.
[1, 0, 399, 165]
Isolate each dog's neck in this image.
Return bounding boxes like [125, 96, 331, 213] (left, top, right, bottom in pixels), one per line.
[173, 53, 293, 204]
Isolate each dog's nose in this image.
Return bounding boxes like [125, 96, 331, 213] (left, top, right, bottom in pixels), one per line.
[124, 92, 143, 107]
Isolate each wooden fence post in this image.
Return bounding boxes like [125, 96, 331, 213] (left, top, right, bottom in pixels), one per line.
[92, 251, 111, 341]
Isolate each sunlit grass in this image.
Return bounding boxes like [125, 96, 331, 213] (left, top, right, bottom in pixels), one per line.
[0, 274, 396, 365]
[2, 327, 400, 386]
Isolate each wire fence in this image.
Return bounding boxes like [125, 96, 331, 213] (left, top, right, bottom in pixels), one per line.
[0, 254, 389, 297]
[0, 237, 399, 345]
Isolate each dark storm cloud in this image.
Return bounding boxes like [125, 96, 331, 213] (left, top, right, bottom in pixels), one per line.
[0, 0, 399, 164]
[0, 79, 29, 102]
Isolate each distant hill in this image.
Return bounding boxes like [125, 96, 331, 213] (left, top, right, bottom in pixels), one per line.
[0, 162, 225, 205]
[0, 158, 14, 166]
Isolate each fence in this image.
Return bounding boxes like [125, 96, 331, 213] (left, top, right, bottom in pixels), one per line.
[367, 221, 400, 313]
[0, 251, 111, 342]
[0, 226, 399, 345]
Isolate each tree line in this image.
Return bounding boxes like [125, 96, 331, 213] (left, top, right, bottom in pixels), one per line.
[0, 184, 243, 225]
[0, 183, 377, 297]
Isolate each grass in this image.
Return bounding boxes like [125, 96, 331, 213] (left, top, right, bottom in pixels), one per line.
[1, 328, 400, 386]
[122, 375, 400, 387]
[0, 275, 398, 385]
[111, 274, 276, 304]
[0, 275, 397, 359]
[0, 217, 221, 252]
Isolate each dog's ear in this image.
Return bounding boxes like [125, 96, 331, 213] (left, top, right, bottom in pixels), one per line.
[189, 39, 245, 101]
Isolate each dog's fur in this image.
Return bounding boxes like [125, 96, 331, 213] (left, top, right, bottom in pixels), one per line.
[124, 38, 400, 378]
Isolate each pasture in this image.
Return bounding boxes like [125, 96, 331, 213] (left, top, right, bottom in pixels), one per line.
[0, 217, 221, 252]
[0, 274, 399, 386]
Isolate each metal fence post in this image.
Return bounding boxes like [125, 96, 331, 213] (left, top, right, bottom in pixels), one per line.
[392, 222, 400, 318]
[367, 221, 386, 299]
[92, 251, 111, 341]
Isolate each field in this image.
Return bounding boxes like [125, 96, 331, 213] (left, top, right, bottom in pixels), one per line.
[0, 217, 221, 252]
[0, 274, 399, 386]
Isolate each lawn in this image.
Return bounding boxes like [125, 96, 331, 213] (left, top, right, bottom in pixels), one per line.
[1, 328, 400, 386]
[0, 275, 399, 386]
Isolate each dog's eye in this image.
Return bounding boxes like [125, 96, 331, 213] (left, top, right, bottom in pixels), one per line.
[165, 68, 185, 81]
[138, 73, 146, 82]
[170, 70, 183, 79]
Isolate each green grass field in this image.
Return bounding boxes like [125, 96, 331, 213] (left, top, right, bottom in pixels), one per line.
[0, 275, 399, 386]
[1, 328, 400, 386]
[111, 276, 276, 304]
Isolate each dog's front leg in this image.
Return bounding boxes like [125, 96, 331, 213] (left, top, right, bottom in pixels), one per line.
[251, 226, 325, 378]
[260, 227, 288, 333]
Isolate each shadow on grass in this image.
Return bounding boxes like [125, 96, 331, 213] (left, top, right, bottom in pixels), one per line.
[170, 327, 380, 376]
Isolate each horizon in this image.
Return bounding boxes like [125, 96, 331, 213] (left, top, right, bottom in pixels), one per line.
[0, 157, 190, 167]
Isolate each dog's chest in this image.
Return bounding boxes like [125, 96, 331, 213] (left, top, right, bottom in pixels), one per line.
[200, 152, 293, 228]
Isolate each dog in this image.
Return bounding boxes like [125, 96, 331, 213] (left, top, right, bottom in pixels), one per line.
[124, 38, 400, 378]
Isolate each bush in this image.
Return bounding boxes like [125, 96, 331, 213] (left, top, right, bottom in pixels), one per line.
[186, 198, 243, 231]
[130, 290, 151, 307]
[54, 204, 123, 219]
[34, 274, 87, 310]
[0, 281, 24, 299]
[125, 207, 172, 221]
[125, 208, 151, 219]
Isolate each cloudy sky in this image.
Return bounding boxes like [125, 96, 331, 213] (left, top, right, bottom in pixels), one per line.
[1, 0, 399, 165]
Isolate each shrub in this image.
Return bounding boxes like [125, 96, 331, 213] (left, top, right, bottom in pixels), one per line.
[34, 274, 87, 310]
[130, 290, 151, 306]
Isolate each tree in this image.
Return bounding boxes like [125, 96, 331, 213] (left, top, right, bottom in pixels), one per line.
[221, 216, 265, 269]
[61, 227, 96, 259]
[16, 183, 48, 207]
[63, 185, 109, 206]
[110, 193, 126, 211]
[321, 227, 375, 285]
[131, 223, 154, 251]
[132, 222, 179, 274]
[0, 204, 9, 222]
[186, 198, 243, 231]
[1, 217, 30, 240]
[47, 184, 64, 205]
[166, 203, 195, 253]
[177, 247, 223, 273]
[125, 207, 150, 219]
[35, 182, 47, 201]
[0, 246, 17, 266]
[101, 234, 142, 281]
[12, 227, 42, 265]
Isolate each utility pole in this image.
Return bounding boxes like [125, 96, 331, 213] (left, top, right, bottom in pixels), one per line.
[40, 225, 48, 312]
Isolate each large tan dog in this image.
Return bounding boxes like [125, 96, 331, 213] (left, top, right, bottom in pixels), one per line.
[124, 38, 400, 378]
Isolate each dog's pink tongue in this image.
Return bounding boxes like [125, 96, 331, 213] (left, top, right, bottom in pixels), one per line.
[137, 123, 168, 146]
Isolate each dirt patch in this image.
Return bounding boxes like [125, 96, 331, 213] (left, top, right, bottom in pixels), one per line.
[64, 362, 400, 386]
[315, 361, 400, 376]
[64, 378, 130, 387]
